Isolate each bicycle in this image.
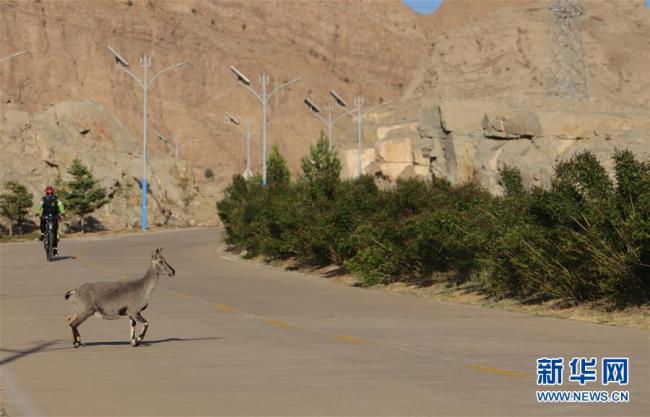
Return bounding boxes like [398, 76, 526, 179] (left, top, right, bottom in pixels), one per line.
[43, 214, 57, 261]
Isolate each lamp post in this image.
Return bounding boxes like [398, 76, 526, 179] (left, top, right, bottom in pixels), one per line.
[230, 65, 300, 186]
[225, 112, 253, 179]
[303, 98, 350, 150]
[107, 47, 188, 231]
[330, 90, 388, 177]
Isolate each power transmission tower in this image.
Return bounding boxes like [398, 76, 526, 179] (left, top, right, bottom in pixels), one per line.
[545, 0, 588, 100]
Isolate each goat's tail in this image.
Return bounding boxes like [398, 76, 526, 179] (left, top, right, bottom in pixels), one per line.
[64, 289, 75, 300]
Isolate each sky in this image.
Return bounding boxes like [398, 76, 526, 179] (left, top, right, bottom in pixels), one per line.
[403, 0, 650, 14]
[402, 0, 444, 15]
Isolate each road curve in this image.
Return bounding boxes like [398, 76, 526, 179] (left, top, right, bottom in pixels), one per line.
[1, 228, 648, 416]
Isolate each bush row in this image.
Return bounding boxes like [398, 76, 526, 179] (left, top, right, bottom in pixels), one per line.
[218, 135, 650, 307]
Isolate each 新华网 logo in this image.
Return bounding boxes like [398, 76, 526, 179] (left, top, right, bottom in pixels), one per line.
[535, 357, 629, 403]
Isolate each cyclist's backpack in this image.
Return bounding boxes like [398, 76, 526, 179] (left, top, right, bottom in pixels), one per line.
[42, 196, 60, 216]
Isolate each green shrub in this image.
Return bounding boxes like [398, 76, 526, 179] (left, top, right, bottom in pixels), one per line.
[59, 158, 109, 231]
[218, 146, 650, 307]
[301, 131, 342, 198]
[267, 145, 290, 189]
[0, 180, 34, 236]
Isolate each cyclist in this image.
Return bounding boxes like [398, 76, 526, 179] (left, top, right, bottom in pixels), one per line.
[35, 186, 65, 256]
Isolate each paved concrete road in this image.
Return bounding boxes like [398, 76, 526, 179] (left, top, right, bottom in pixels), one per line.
[1, 228, 648, 416]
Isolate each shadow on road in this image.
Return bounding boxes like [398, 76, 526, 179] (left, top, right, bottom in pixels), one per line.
[0, 340, 62, 366]
[82, 336, 222, 347]
[0, 337, 221, 364]
[51, 255, 76, 262]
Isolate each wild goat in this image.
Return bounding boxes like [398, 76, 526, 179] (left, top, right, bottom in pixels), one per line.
[64, 248, 175, 348]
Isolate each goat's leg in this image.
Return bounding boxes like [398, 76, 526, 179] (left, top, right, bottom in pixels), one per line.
[67, 315, 78, 346]
[135, 313, 149, 344]
[68, 311, 92, 348]
[129, 318, 140, 347]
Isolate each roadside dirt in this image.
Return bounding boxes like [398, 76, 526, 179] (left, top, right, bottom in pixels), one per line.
[236, 253, 650, 331]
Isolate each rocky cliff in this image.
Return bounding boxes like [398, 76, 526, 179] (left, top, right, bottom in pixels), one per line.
[339, 0, 650, 192]
[1, 0, 648, 218]
[0, 90, 217, 231]
[342, 97, 649, 194]
[0, 0, 430, 183]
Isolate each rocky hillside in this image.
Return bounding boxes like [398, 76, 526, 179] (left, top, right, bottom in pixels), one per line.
[405, 0, 650, 111]
[340, 97, 650, 194]
[1, 0, 648, 218]
[0, 91, 217, 231]
[0, 0, 430, 184]
[335, 0, 650, 192]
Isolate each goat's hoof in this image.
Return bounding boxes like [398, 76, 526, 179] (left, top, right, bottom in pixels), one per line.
[130, 339, 140, 347]
[73, 342, 82, 348]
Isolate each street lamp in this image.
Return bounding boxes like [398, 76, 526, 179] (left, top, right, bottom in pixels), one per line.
[154, 129, 180, 162]
[330, 90, 388, 177]
[303, 97, 350, 150]
[107, 46, 188, 231]
[226, 112, 253, 179]
[230, 65, 300, 186]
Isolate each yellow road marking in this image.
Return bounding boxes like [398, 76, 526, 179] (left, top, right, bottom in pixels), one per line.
[334, 335, 369, 345]
[214, 303, 239, 313]
[264, 319, 292, 329]
[174, 292, 191, 300]
[465, 363, 528, 379]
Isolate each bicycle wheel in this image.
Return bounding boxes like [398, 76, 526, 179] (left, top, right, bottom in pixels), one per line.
[43, 228, 49, 259]
[46, 226, 54, 261]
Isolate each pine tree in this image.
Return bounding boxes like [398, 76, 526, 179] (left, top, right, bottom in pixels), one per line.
[60, 158, 109, 231]
[267, 145, 290, 188]
[301, 131, 342, 197]
[0, 181, 34, 236]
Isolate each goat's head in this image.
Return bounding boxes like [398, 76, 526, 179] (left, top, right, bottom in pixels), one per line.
[151, 248, 176, 277]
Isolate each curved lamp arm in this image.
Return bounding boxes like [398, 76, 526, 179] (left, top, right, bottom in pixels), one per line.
[334, 102, 357, 118]
[268, 77, 301, 99]
[237, 81, 263, 103]
[332, 111, 352, 126]
[306, 109, 328, 125]
[148, 60, 189, 88]
[116, 64, 145, 90]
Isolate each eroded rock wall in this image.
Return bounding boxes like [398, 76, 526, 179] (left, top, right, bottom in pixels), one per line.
[0, 92, 219, 231]
[341, 99, 650, 194]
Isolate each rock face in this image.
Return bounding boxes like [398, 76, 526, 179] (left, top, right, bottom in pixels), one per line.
[341, 99, 650, 194]
[0, 93, 219, 231]
[0, 0, 431, 185]
[338, 0, 650, 193]
[482, 112, 543, 140]
[403, 0, 650, 112]
[1, 0, 648, 203]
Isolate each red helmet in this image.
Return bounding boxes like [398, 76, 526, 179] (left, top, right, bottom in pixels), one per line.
[45, 186, 55, 195]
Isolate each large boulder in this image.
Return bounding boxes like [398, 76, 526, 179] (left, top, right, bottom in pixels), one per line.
[340, 98, 650, 196]
[439, 99, 508, 134]
[375, 136, 418, 164]
[482, 112, 543, 139]
[340, 148, 377, 178]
